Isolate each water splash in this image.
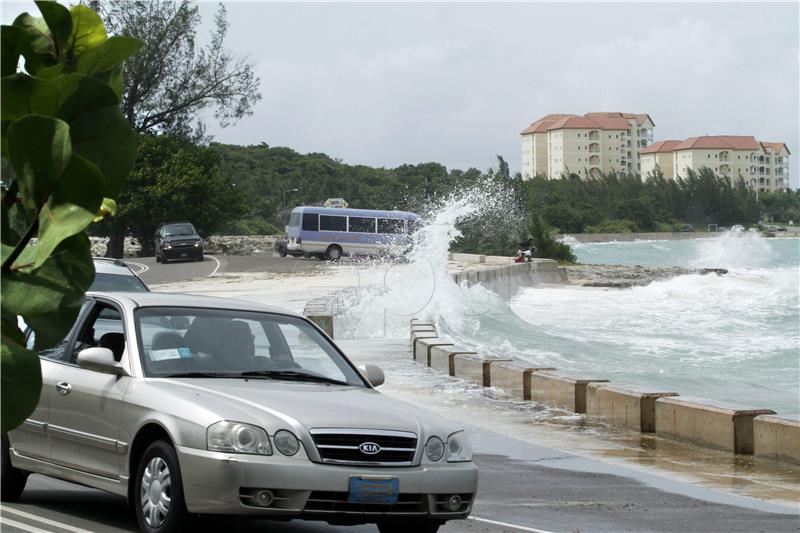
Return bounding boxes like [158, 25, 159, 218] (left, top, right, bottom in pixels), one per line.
[336, 186, 520, 339]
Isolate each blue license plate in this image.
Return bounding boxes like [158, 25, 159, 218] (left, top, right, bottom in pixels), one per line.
[348, 477, 399, 504]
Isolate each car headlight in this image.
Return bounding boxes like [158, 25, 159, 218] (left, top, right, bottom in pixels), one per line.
[207, 421, 272, 455]
[446, 431, 472, 462]
[274, 430, 300, 456]
[425, 436, 444, 461]
[194, 241, 201, 247]
[163, 242, 172, 250]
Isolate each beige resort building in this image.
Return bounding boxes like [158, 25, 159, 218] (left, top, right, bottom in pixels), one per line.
[640, 136, 790, 192]
[520, 112, 655, 179]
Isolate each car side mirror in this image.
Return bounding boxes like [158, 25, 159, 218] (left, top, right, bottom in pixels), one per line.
[359, 364, 384, 387]
[77, 347, 128, 376]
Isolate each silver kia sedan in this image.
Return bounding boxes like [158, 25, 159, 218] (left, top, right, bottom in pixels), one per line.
[2, 292, 477, 533]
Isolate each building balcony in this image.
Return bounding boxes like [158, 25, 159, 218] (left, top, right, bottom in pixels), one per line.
[588, 143, 600, 153]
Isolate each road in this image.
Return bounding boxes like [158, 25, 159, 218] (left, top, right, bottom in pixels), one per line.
[125, 253, 326, 286]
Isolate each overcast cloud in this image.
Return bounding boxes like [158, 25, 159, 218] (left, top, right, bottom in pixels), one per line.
[3, 2, 799, 187]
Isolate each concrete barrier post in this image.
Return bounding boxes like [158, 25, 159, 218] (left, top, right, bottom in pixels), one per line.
[753, 415, 800, 464]
[303, 298, 335, 338]
[429, 346, 477, 376]
[491, 361, 556, 400]
[530, 371, 609, 413]
[410, 331, 438, 356]
[586, 384, 678, 432]
[655, 397, 776, 454]
[413, 338, 456, 365]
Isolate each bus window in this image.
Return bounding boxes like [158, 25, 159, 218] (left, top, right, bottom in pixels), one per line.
[378, 219, 404, 234]
[290, 212, 301, 227]
[320, 215, 346, 232]
[302, 213, 319, 231]
[349, 217, 376, 233]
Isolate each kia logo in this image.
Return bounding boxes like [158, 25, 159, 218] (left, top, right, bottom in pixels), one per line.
[359, 442, 381, 455]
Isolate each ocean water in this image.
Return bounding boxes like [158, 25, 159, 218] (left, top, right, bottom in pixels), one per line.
[515, 234, 800, 414]
[337, 202, 800, 414]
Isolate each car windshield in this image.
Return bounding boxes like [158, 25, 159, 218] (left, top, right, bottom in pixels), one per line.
[163, 224, 196, 236]
[135, 307, 365, 386]
[90, 273, 149, 292]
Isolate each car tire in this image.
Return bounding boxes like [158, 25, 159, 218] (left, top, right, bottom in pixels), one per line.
[155, 254, 161, 263]
[196, 253, 204, 262]
[278, 247, 287, 258]
[134, 440, 190, 533]
[377, 518, 442, 533]
[325, 245, 342, 261]
[1, 435, 27, 503]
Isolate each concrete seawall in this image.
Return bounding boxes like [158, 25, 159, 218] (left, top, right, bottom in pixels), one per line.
[302, 258, 799, 465]
[449, 256, 564, 300]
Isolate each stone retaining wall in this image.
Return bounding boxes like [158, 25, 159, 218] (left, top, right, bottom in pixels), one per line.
[89, 235, 279, 258]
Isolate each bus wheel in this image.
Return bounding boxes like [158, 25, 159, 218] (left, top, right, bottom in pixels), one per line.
[325, 245, 342, 261]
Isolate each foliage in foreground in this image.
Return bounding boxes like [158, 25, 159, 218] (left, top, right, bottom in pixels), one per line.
[0, 2, 141, 431]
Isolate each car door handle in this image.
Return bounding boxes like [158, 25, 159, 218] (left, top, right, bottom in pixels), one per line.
[56, 382, 72, 395]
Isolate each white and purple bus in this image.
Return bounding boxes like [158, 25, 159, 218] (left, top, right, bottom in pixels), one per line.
[286, 206, 420, 260]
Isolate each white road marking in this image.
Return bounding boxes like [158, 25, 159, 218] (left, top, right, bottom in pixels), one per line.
[468, 516, 558, 533]
[0, 516, 51, 533]
[207, 254, 221, 277]
[125, 261, 149, 275]
[0, 506, 93, 533]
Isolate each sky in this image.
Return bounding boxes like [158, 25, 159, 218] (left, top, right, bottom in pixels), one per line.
[3, 2, 799, 187]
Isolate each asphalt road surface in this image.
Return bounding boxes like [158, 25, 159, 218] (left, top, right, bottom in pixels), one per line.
[2, 437, 798, 533]
[126, 253, 327, 286]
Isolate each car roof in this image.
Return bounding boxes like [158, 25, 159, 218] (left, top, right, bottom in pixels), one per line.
[93, 257, 137, 275]
[88, 291, 300, 317]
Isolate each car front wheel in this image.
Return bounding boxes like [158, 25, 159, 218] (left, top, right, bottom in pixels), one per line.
[135, 441, 189, 533]
[377, 518, 442, 533]
[1, 435, 27, 502]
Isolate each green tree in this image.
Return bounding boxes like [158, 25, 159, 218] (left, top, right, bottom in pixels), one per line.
[1, 2, 141, 431]
[102, 0, 262, 256]
[117, 135, 246, 253]
[527, 213, 576, 263]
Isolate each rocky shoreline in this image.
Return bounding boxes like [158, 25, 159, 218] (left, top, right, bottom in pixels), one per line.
[562, 264, 727, 288]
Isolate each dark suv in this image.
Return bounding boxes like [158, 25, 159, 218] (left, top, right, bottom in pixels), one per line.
[155, 221, 204, 263]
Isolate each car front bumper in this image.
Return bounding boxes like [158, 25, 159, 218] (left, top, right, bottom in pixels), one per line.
[177, 446, 478, 520]
[162, 246, 202, 259]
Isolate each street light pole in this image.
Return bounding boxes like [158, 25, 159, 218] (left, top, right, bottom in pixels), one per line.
[282, 187, 299, 212]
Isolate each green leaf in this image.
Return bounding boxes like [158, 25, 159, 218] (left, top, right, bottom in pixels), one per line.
[32, 154, 104, 268]
[1, 329, 42, 433]
[7, 115, 72, 211]
[11, 12, 55, 74]
[36, 1, 71, 60]
[1, 25, 26, 77]
[76, 36, 142, 77]
[1, 234, 93, 348]
[70, 106, 138, 198]
[66, 5, 106, 58]
[1, 74, 137, 198]
[93, 197, 117, 222]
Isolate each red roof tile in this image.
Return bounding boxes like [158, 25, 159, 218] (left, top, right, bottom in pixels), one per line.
[760, 142, 789, 155]
[673, 136, 760, 151]
[640, 140, 681, 154]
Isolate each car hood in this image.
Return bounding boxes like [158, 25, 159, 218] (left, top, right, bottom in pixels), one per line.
[152, 378, 454, 438]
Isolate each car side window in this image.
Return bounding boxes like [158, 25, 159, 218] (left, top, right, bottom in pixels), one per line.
[69, 303, 126, 364]
[26, 301, 91, 362]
